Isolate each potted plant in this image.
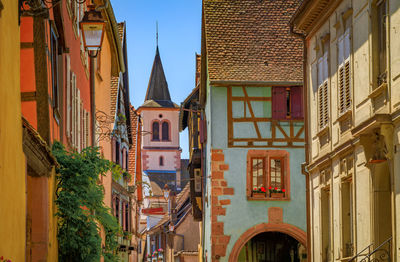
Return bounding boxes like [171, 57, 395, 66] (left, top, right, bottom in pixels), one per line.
[157, 248, 164, 261]
[269, 187, 286, 198]
[252, 185, 266, 198]
[152, 251, 158, 262]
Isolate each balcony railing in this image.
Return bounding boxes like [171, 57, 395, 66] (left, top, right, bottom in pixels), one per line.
[349, 237, 392, 262]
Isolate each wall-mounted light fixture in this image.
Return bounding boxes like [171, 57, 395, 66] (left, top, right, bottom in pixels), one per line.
[80, 5, 105, 57]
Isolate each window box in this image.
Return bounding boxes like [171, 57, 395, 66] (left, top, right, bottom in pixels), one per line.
[270, 192, 285, 198]
[252, 192, 267, 199]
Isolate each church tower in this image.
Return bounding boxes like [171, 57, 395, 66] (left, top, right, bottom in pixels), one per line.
[138, 46, 182, 192]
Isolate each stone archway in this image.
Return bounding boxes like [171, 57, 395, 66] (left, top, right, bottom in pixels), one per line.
[229, 223, 307, 262]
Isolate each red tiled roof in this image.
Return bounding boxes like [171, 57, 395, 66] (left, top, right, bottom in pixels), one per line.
[203, 0, 303, 83]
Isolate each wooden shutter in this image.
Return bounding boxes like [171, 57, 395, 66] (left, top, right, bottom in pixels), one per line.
[339, 30, 351, 115]
[272, 87, 286, 119]
[71, 73, 76, 147]
[199, 118, 207, 144]
[86, 111, 89, 148]
[66, 55, 71, 137]
[291, 86, 303, 118]
[318, 82, 329, 129]
[77, 89, 81, 151]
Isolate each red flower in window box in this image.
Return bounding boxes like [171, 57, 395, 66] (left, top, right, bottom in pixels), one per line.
[252, 185, 267, 198]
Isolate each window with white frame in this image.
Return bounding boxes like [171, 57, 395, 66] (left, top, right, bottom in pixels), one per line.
[338, 24, 351, 115]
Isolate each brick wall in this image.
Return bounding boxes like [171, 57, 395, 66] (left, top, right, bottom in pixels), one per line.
[210, 149, 234, 261]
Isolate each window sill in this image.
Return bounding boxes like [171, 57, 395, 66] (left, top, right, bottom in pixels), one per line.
[316, 126, 329, 137]
[247, 196, 290, 201]
[369, 82, 387, 99]
[337, 110, 352, 122]
[247, 194, 290, 201]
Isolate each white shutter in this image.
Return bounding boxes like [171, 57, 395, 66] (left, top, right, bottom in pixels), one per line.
[66, 55, 71, 138]
[77, 89, 81, 152]
[71, 73, 76, 148]
[76, 3, 80, 36]
[86, 111, 89, 148]
[318, 50, 329, 129]
[338, 29, 352, 115]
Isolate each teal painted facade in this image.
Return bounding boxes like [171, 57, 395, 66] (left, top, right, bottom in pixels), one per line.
[203, 83, 307, 261]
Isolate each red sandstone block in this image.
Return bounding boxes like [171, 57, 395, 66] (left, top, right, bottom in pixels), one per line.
[212, 215, 218, 222]
[220, 181, 227, 187]
[223, 188, 234, 195]
[219, 164, 229, 171]
[212, 153, 224, 161]
[220, 199, 231, 205]
[212, 162, 220, 171]
[212, 187, 222, 196]
[211, 196, 218, 204]
[211, 149, 223, 153]
[218, 235, 231, 245]
[214, 244, 227, 257]
[212, 171, 224, 179]
[212, 222, 224, 235]
[212, 181, 220, 187]
[214, 206, 226, 216]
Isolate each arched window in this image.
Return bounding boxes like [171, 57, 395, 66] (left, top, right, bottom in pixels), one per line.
[162, 121, 169, 141]
[152, 121, 160, 141]
[159, 156, 164, 166]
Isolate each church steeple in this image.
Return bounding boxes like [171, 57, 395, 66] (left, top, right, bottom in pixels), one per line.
[143, 46, 176, 108]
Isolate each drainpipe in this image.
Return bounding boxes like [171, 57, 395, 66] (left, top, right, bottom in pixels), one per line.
[290, 24, 311, 262]
[89, 54, 96, 146]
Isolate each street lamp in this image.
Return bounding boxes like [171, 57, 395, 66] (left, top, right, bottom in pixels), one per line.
[80, 6, 105, 54]
[163, 184, 170, 201]
[79, 5, 105, 146]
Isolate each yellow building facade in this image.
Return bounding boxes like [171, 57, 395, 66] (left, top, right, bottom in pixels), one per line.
[0, 1, 26, 260]
[292, 0, 400, 261]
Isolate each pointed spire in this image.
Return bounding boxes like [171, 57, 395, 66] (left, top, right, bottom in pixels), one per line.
[144, 46, 174, 107]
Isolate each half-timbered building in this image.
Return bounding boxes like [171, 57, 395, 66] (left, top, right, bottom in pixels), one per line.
[198, 1, 307, 261]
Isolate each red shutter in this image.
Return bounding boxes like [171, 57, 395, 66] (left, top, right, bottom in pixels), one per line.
[291, 86, 303, 119]
[272, 87, 286, 119]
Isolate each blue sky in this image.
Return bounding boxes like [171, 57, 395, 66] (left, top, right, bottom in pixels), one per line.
[111, 0, 202, 158]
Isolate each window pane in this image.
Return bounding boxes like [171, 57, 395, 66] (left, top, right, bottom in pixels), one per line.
[162, 122, 169, 141]
[270, 159, 282, 189]
[252, 158, 264, 188]
[152, 122, 159, 140]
